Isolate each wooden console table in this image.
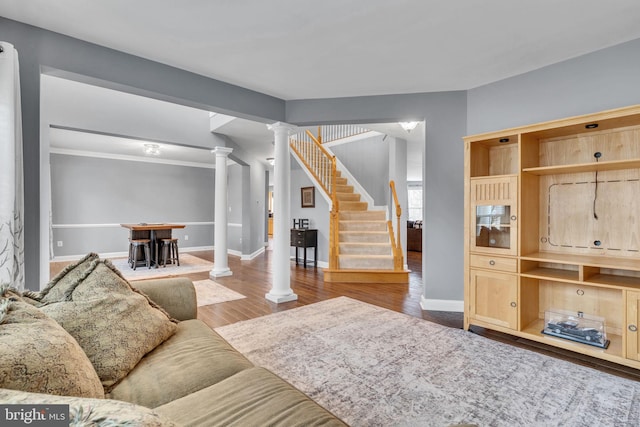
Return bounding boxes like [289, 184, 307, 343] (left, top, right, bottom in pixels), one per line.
[290, 228, 317, 268]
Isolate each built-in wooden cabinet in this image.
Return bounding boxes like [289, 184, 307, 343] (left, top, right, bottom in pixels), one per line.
[464, 105, 640, 369]
[469, 269, 518, 330]
[626, 291, 640, 361]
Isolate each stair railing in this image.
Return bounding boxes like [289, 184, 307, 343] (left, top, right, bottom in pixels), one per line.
[315, 124, 371, 144]
[289, 130, 339, 269]
[389, 180, 404, 270]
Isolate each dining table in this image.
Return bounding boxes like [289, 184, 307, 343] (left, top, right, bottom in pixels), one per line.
[121, 223, 186, 268]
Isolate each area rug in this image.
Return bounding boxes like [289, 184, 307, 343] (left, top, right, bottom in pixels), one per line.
[215, 297, 640, 427]
[193, 279, 246, 306]
[109, 253, 213, 281]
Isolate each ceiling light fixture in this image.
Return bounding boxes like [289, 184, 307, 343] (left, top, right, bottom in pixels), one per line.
[399, 121, 419, 132]
[144, 143, 161, 156]
[266, 157, 275, 166]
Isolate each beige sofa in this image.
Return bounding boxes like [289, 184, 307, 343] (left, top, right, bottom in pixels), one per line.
[0, 255, 346, 426]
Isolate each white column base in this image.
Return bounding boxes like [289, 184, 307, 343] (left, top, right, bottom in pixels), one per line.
[209, 268, 233, 279]
[265, 292, 298, 304]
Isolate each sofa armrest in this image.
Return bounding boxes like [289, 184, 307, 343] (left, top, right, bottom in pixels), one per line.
[133, 277, 197, 321]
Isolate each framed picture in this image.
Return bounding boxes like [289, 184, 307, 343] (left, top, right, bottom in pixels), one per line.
[301, 186, 315, 208]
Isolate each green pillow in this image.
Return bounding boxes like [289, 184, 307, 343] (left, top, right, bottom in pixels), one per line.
[40, 260, 177, 390]
[0, 288, 104, 398]
[29, 252, 100, 304]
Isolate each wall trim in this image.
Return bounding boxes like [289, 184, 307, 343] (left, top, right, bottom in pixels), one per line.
[288, 256, 328, 269]
[50, 147, 215, 169]
[241, 246, 265, 261]
[420, 296, 464, 312]
[49, 245, 239, 262]
[51, 221, 226, 228]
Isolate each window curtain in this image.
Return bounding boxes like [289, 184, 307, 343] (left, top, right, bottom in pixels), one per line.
[0, 42, 25, 290]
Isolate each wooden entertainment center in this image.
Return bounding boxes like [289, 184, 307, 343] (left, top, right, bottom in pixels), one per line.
[464, 105, 640, 369]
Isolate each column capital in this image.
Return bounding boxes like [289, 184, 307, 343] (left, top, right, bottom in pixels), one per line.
[267, 122, 298, 134]
[212, 146, 233, 157]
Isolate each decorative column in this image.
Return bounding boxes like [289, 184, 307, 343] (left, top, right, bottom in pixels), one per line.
[266, 122, 298, 303]
[210, 146, 233, 278]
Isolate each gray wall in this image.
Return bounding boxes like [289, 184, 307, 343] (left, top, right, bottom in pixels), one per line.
[467, 38, 640, 134]
[50, 154, 214, 256]
[0, 16, 283, 289]
[287, 92, 468, 302]
[227, 163, 244, 253]
[5, 13, 640, 303]
[330, 134, 389, 205]
[289, 166, 330, 264]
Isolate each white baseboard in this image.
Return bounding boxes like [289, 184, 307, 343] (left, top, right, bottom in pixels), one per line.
[241, 246, 265, 261]
[289, 256, 328, 269]
[51, 245, 233, 262]
[420, 296, 464, 312]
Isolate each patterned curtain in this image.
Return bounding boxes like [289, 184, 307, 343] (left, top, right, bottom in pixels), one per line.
[0, 42, 25, 290]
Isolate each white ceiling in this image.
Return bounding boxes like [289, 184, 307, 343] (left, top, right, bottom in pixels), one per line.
[2, 0, 640, 99]
[9, 1, 640, 182]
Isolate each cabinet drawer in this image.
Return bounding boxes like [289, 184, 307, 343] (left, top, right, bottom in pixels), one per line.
[470, 254, 517, 272]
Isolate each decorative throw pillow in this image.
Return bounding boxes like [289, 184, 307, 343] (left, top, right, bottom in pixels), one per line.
[28, 252, 100, 304]
[0, 388, 178, 427]
[40, 260, 177, 390]
[0, 287, 104, 398]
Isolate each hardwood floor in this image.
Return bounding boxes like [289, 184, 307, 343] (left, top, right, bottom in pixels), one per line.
[49, 248, 640, 381]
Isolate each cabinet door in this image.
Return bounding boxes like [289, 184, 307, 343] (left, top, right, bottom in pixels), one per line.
[469, 269, 518, 330]
[470, 176, 518, 255]
[626, 291, 640, 361]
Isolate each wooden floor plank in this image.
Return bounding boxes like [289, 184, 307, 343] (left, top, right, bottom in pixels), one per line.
[49, 248, 640, 381]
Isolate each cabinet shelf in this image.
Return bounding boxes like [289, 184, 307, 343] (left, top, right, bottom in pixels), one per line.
[522, 158, 640, 176]
[520, 267, 579, 283]
[521, 319, 622, 359]
[586, 274, 640, 289]
[521, 252, 640, 272]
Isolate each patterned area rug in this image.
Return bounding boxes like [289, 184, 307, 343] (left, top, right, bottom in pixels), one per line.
[193, 279, 246, 306]
[109, 254, 213, 281]
[215, 297, 640, 427]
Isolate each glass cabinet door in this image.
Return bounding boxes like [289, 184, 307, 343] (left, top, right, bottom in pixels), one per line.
[475, 204, 512, 249]
[470, 177, 517, 255]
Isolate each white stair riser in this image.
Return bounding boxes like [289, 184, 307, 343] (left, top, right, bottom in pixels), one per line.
[339, 221, 387, 231]
[339, 211, 386, 221]
[339, 202, 368, 211]
[339, 255, 394, 270]
[339, 232, 389, 243]
[339, 243, 391, 255]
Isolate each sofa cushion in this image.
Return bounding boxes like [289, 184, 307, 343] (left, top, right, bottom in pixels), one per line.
[0, 289, 104, 398]
[40, 260, 177, 390]
[155, 367, 347, 426]
[0, 388, 178, 426]
[108, 319, 254, 408]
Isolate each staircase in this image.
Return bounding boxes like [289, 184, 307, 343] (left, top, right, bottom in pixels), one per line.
[290, 127, 409, 284]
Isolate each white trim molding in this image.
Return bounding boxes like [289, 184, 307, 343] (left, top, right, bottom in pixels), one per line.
[50, 147, 215, 169]
[420, 296, 464, 312]
[51, 221, 216, 229]
[241, 246, 265, 261]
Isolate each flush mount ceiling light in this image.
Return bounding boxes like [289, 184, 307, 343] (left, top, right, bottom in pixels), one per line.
[144, 143, 161, 156]
[399, 121, 419, 132]
[266, 157, 275, 166]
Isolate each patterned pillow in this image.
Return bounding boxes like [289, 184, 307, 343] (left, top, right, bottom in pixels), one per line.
[0, 288, 104, 398]
[0, 388, 178, 426]
[28, 252, 100, 304]
[40, 260, 177, 390]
